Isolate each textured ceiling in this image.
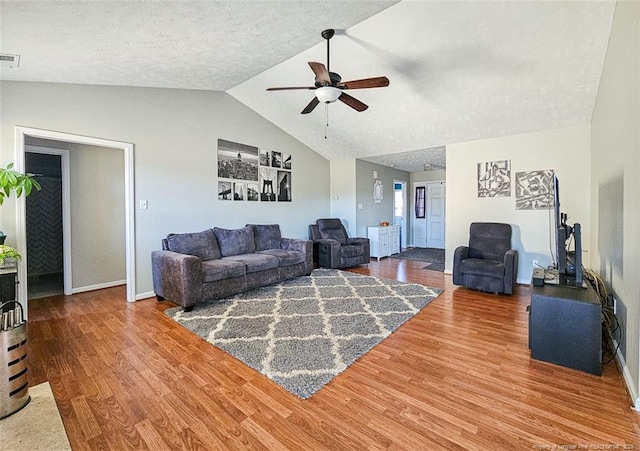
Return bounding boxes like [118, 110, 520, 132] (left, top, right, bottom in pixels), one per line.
[0, 1, 615, 172]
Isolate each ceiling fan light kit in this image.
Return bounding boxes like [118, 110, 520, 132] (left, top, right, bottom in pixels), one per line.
[315, 86, 342, 103]
[266, 29, 389, 116]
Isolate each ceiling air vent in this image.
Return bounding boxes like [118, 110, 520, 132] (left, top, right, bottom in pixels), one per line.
[0, 54, 20, 68]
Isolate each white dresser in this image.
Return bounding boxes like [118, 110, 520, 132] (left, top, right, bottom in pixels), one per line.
[368, 225, 401, 261]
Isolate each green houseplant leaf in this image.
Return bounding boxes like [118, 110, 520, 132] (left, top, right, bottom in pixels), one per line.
[0, 163, 41, 206]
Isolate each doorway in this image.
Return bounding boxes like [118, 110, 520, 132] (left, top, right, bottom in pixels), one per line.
[25, 150, 70, 299]
[14, 127, 136, 316]
[393, 180, 408, 250]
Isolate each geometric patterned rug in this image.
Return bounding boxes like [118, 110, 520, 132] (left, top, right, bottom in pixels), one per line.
[165, 268, 442, 398]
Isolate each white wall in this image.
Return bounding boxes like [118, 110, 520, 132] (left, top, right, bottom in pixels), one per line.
[590, 0, 640, 406]
[330, 159, 357, 236]
[70, 143, 126, 290]
[445, 124, 591, 283]
[0, 81, 330, 297]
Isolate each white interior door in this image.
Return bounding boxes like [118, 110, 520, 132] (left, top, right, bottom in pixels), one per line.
[426, 182, 446, 249]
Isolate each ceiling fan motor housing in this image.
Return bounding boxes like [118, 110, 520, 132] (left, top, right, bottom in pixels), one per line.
[315, 71, 342, 88]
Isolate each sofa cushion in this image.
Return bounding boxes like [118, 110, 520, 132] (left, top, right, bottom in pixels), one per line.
[257, 249, 305, 267]
[250, 224, 282, 251]
[214, 225, 256, 257]
[223, 253, 279, 273]
[201, 259, 246, 282]
[166, 229, 221, 261]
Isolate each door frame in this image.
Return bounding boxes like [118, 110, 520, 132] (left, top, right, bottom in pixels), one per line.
[392, 179, 408, 250]
[14, 127, 136, 310]
[25, 145, 73, 296]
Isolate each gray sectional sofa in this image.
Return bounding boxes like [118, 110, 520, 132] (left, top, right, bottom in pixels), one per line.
[152, 224, 313, 311]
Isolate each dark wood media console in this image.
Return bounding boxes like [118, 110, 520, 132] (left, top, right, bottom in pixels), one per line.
[529, 275, 602, 375]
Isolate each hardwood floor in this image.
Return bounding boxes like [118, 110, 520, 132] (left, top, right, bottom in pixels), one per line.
[26, 259, 640, 450]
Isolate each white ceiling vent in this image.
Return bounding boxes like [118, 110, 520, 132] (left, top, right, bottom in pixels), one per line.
[0, 54, 20, 68]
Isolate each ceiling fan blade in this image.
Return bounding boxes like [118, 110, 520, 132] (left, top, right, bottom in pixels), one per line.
[266, 86, 315, 91]
[338, 92, 368, 112]
[301, 97, 320, 114]
[308, 62, 331, 84]
[339, 76, 390, 90]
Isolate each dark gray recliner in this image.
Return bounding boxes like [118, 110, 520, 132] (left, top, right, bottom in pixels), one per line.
[453, 222, 518, 294]
[309, 218, 370, 269]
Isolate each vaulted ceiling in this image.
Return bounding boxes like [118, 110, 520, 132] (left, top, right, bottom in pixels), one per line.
[0, 1, 616, 172]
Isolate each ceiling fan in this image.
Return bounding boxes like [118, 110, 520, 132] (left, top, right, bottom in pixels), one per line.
[266, 29, 390, 114]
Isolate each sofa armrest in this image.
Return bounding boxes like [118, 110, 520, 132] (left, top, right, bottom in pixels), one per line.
[152, 250, 204, 309]
[503, 249, 518, 294]
[452, 246, 469, 285]
[280, 238, 314, 275]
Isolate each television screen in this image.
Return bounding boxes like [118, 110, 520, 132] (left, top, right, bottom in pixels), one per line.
[551, 174, 584, 288]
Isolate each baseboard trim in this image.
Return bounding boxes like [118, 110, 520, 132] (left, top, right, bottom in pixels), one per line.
[611, 336, 639, 410]
[136, 291, 156, 301]
[72, 280, 126, 294]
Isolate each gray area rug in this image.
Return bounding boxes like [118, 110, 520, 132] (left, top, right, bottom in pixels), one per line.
[390, 247, 445, 272]
[165, 269, 442, 399]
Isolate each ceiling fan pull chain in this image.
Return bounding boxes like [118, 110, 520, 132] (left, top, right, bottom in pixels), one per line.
[325, 103, 329, 139]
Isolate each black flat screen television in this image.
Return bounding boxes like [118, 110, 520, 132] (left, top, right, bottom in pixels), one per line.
[551, 174, 584, 288]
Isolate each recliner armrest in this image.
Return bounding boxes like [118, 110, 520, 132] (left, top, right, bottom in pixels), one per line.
[453, 245, 469, 264]
[315, 238, 341, 251]
[503, 249, 518, 294]
[346, 237, 370, 262]
[314, 238, 342, 268]
[452, 246, 469, 285]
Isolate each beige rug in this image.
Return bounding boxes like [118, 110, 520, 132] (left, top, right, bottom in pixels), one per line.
[0, 382, 71, 450]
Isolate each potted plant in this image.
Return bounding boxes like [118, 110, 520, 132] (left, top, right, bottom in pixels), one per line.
[0, 244, 22, 266]
[0, 163, 41, 246]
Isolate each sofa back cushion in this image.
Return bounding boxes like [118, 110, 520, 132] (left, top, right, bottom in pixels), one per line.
[166, 228, 221, 261]
[249, 224, 282, 251]
[214, 225, 256, 257]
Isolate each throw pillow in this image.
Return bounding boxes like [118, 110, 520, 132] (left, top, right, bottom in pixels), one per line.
[166, 229, 221, 261]
[214, 225, 256, 257]
[249, 224, 282, 251]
